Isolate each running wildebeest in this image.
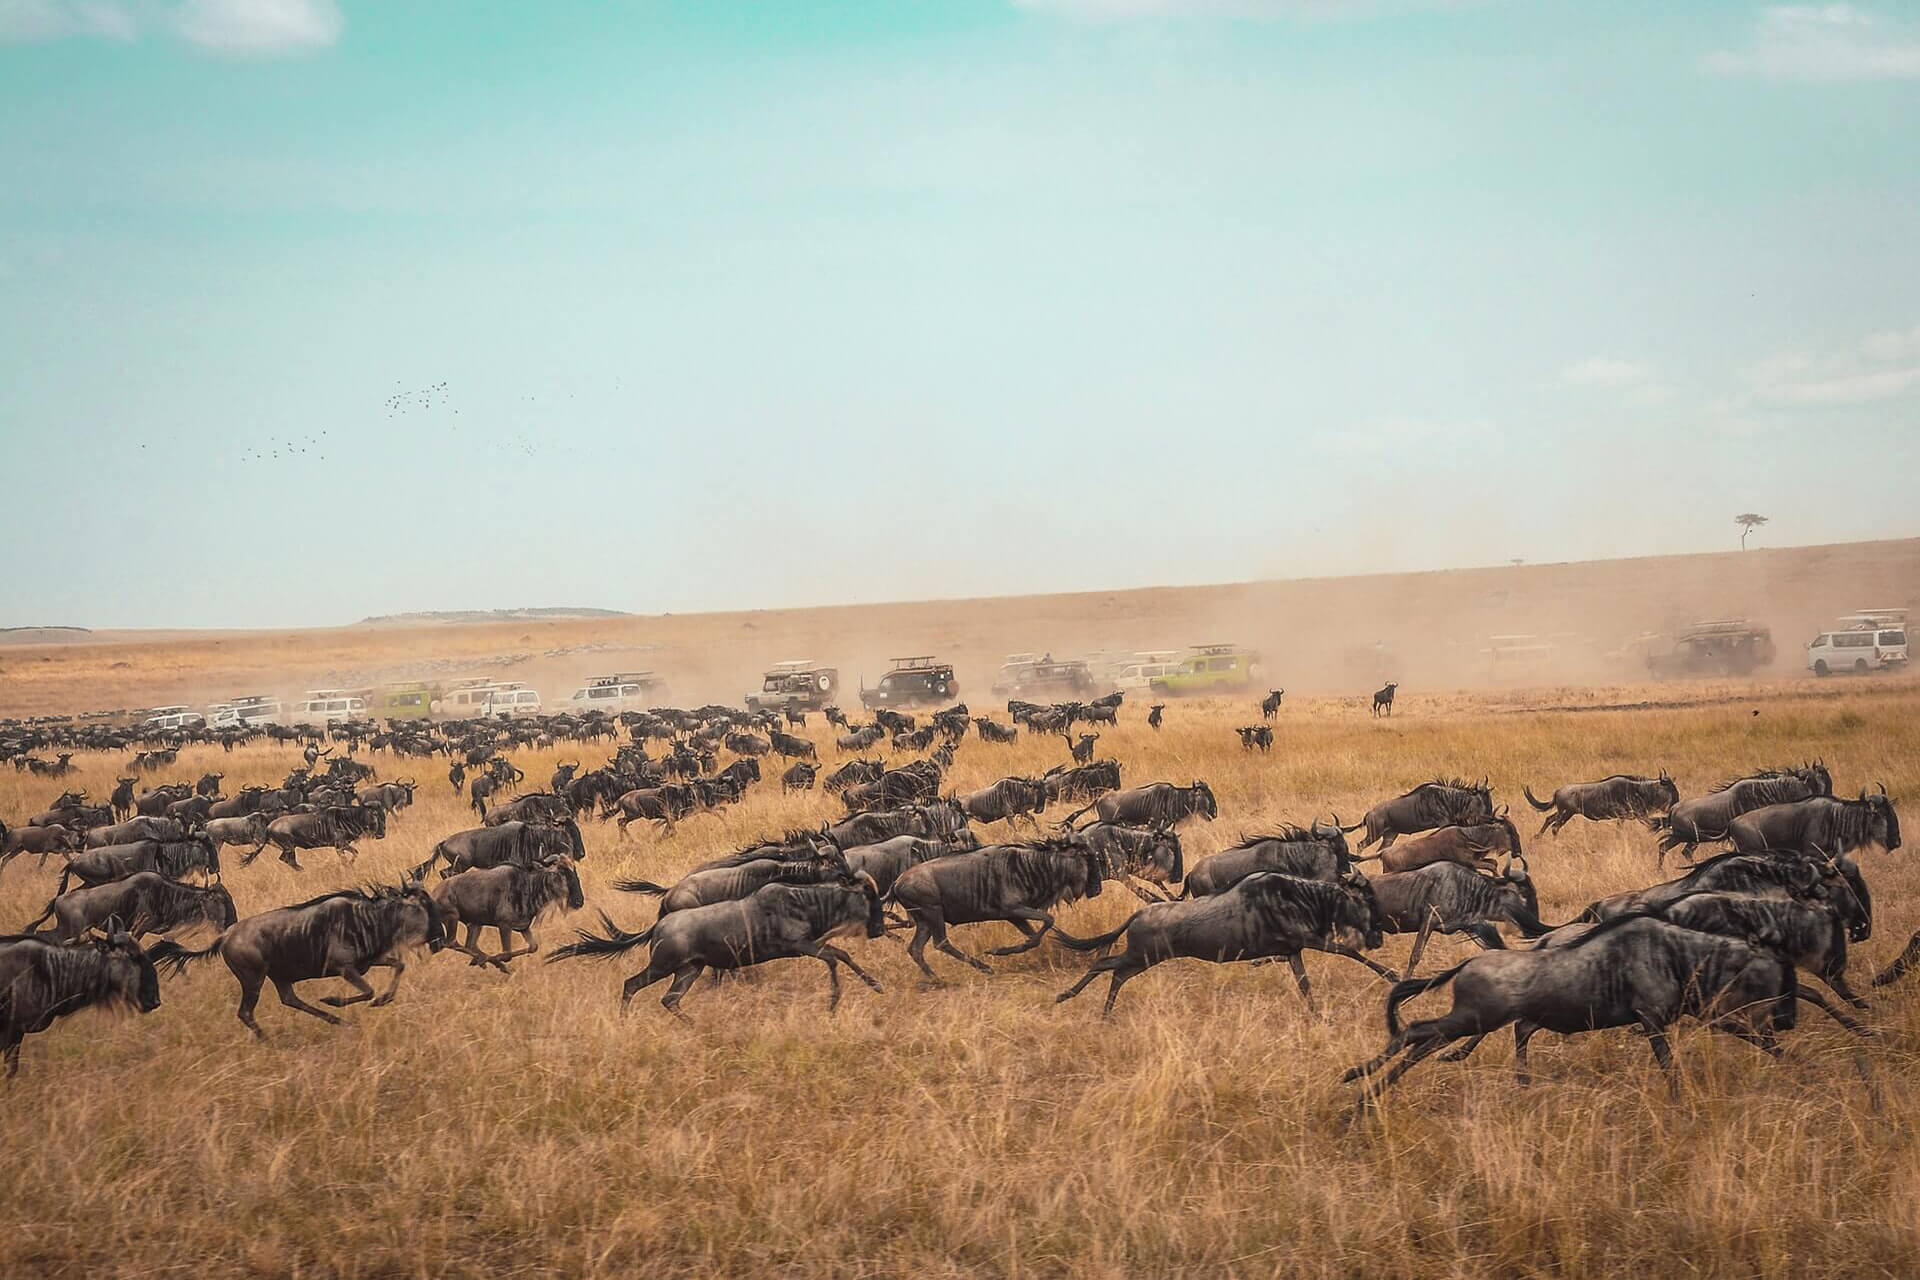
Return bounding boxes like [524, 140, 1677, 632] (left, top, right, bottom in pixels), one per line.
[483, 792, 574, 827]
[1179, 823, 1356, 899]
[954, 776, 1049, 827]
[1342, 915, 1868, 1099]
[1068, 823, 1184, 900]
[1061, 780, 1215, 831]
[890, 840, 1106, 983]
[1579, 848, 1872, 944]
[202, 812, 271, 861]
[83, 817, 187, 850]
[29, 872, 237, 943]
[605, 785, 696, 836]
[48, 837, 220, 897]
[410, 820, 584, 879]
[823, 799, 968, 849]
[0, 929, 161, 1076]
[1369, 856, 1550, 974]
[973, 718, 1019, 745]
[150, 884, 447, 1037]
[614, 850, 854, 922]
[0, 822, 83, 875]
[1260, 689, 1285, 719]
[1147, 704, 1164, 730]
[1354, 814, 1523, 876]
[1726, 789, 1900, 861]
[1041, 760, 1123, 806]
[841, 833, 981, 898]
[1345, 778, 1494, 852]
[250, 804, 387, 870]
[1055, 871, 1385, 1015]
[1649, 766, 1828, 866]
[550, 877, 886, 1015]
[1523, 772, 1679, 836]
[1371, 682, 1398, 717]
[824, 758, 886, 794]
[432, 859, 585, 969]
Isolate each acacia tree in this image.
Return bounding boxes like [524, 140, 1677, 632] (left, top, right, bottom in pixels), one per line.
[1735, 512, 1769, 549]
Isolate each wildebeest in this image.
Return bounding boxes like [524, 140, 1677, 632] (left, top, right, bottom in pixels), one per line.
[47, 837, 220, 897]
[973, 718, 1018, 745]
[432, 859, 585, 969]
[29, 872, 237, 943]
[1260, 689, 1285, 719]
[251, 804, 387, 870]
[1342, 915, 1866, 1099]
[1064, 733, 1099, 765]
[1180, 823, 1356, 899]
[410, 820, 585, 880]
[550, 877, 886, 1014]
[782, 761, 820, 793]
[1355, 815, 1523, 875]
[605, 785, 696, 835]
[890, 840, 1106, 982]
[1371, 682, 1398, 717]
[954, 776, 1048, 827]
[109, 777, 138, 819]
[194, 771, 225, 798]
[1344, 778, 1493, 852]
[1147, 704, 1164, 730]
[202, 812, 271, 861]
[1236, 726, 1273, 753]
[0, 821, 83, 875]
[1579, 848, 1871, 944]
[1369, 857, 1550, 973]
[615, 851, 854, 922]
[841, 833, 980, 898]
[0, 929, 161, 1076]
[823, 758, 886, 794]
[1650, 768, 1827, 865]
[841, 760, 943, 811]
[823, 800, 968, 850]
[1041, 759, 1123, 806]
[1726, 790, 1901, 861]
[1523, 772, 1679, 836]
[356, 779, 418, 815]
[150, 884, 447, 1036]
[1068, 823, 1184, 898]
[1055, 872, 1384, 1014]
[836, 725, 886, 754]
[1061, 780, 1215, 831]
[769, 729, 816, 760]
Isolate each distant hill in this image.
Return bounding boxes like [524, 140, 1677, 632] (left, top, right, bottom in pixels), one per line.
[0, 626, 92, 645]
[356, 608, 630, 626]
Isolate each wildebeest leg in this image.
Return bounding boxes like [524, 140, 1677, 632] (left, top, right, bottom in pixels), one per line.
[234, 972, 269, 1038]
[928, 919, 994, 975]
[321, 965, 377, 1007]
[279, 848, 303, 871]
[1634, 1012, 1679, 1096]
[498, 927, 538, 965]
[366, 957, 406, 1006]
[337, 842, 358, 865]
[1794, 987, 1872, 1037]
[619, 964, 671, 1008]
[1404, 910, 1438, 977]
[1438, 1032, 1489, 1063]
[454, 924, 491, 967]
[1512, 1021, 1544, 1086]
[1285, 953, 1315, 1008]
[659, 963, 704, 1018]
[1124, 878, 1171, 904]
[1326, 947, 1398, 983]
[1821, 968, 1871, 1011]
[905, 921, 945, 983]
[987, 912, 1055, 956]
[1535, 813, 1556, 838]
[273, 978, 343, 1025]
[1364, 1025, 1461, 1098]
[1056, 954, 1125, 1005]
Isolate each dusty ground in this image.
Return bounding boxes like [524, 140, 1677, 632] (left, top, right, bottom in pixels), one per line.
[1, 676, 1917, 1278]
[2, 536, 1915, 719]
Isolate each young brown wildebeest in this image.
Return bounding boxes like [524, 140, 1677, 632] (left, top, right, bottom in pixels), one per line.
[149, 884, 446, 1037]
[0, 929, 161, 1076]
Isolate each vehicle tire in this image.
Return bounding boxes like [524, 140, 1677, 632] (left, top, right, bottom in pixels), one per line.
[1814, 660, 1829, 676]
[1855, 659, 1869, 674]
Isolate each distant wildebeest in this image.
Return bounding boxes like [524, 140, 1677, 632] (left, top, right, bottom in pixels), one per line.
[356, 779, 418, 815]
[1355, 814, 1523, 876]
[954, 776, 1049, 827]
[725, 731, 770, 757]
[1236, 726, 1273, 753]
[410, 820, 584, 879]
[1345, 778, 1494, 851]
[29, 872, 237, 943]
[0, 929, 161, 1076]
[605, 785, 696, 835]
[1342, 915, 1867, 1100]
[194, 771, 224, 798]
[973, 718, 1019, 745]
[432, 859, 585, 969]
[250, 804, 387, 870]
[1579, 848, 1871, 944]
[823, 800, 969, 850]
[823, 758, 887, 794]
[1147, 704, 1164, 731]
[890, 840, 1106, 983]
[1523, 772, 1679, 836]
[1370, 682, 1398, 717]
[770, 729, 817, 761]
[483, 792, 574, 827]
[782, 761, 820, 793]
[551, 877, 886, 1015]
[1055, 872, 1385, 1015]
[1260, 689, 1285, 719]
[1061, 780, 1215, 831]
[836, 725, 886, 754]
[1649, 766, 1829, 865]
[150, 884, 447, 1037]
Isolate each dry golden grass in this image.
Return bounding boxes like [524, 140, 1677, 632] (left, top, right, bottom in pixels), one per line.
[3, 681, 1919, 1278]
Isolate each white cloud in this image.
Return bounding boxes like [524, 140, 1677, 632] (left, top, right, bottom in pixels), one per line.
[1704, 5, 1920, 81]
[0, 0, 338, 52]
[172, 0, 337, 53]
[1740, 324, 1920, 408]
[1562, 357, 1651, 388]
[1756, 365, 1920, 406]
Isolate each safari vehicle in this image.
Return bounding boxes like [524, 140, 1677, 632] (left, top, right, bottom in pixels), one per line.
[293, 690, 371, 724]
[859, 656, 958, 710]
[140, 705, 204, 732]
[1645, 620, 1775, 678]
[1808, 609, 1908, 676]
[484, 687, 544, 719]
[433, 680, 524, 718]
[564, 672, 667, 714]
[1150, 644, 1264, 697]
[1112, 650, 1182, 694]
[745, 661, 840, 714]
[371, 683, 437, 720]
[990, 654, 1096, 698]
[211, 695, 283, 728]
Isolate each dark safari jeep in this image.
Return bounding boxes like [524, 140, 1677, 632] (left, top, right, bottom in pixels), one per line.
[745, 660, 841, 713]
[991, 654, 1096, 699]
[859, 656, 958, 710]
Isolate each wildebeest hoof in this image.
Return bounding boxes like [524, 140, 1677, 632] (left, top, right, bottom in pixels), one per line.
[319, 995, 350, 1007]
[370, 994, 394, 1008]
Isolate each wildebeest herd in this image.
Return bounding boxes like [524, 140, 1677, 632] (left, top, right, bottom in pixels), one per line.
[0, 692, 1909, 1113]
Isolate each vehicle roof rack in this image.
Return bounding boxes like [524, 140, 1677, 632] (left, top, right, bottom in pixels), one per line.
[889, 655, 938, 669]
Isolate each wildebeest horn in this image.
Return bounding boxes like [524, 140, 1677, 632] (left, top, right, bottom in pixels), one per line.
[1878, 781, 1888, 796]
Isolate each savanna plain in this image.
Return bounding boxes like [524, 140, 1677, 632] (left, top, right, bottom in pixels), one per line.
[3, 671, 1919, 1279]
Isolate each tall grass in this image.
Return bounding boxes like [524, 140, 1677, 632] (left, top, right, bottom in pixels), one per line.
[2, 684, 1917, 1278]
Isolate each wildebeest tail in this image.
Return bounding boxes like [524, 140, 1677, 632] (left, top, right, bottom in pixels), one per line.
[611, 878, 669, 895]
[1522, 786, 1555, 812]
[548, 911, 656, 961]
[1384, 962, 1468, 1036]
[1339, 818, 1365, 834]
[147, 935, 225, 977]
[22, 893, 60, 932]
[408, 846, 444, 882]
[1057, 802, 1095, 830]
[1054, 913, 1140, 952]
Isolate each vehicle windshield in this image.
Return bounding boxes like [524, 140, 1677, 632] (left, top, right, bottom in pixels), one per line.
[1881, 631, 1907, 645]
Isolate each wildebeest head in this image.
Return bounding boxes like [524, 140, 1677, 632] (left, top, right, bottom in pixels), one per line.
[1861, 785, 1901, 851]
[556, 858, 586, 911]
[1498, 850, 1539, 917]
[1192, 780, 1218, 821]
[94, 925, 162, 1014]
[1309, 817, 1353, 863]
[1144, 829, 1183, 884]
[1336, 871, 1385, 951]
[856, 870, 885, 937]
[203, 883, 240, 931]
[1658, 770, 1681, 809]
[408, 883, 449, 953]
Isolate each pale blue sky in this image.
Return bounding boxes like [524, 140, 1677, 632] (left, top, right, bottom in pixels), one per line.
[2, 1, 1916, 628]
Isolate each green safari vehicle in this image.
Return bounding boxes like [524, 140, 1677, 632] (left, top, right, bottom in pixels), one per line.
[1150, 644, 1264, 697]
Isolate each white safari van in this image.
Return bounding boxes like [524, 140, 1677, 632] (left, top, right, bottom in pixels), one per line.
[1808, 609, 1908, 676]
[432, 681, 524, 717]
[293, 691, 369, 724]
[484, 687, 544, 718]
